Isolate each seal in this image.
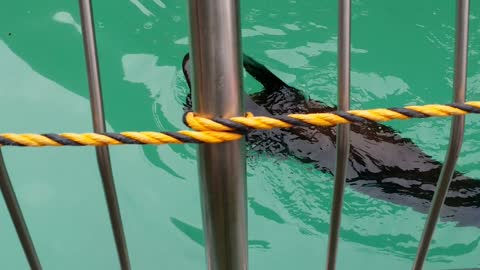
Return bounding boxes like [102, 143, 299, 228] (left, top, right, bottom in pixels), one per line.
[182, 53, 480, 227]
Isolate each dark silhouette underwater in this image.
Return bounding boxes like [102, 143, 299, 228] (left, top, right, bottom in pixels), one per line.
[182, 53, 480, 227]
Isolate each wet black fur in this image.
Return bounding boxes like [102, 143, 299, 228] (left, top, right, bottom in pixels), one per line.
[182, 53, 480, 227]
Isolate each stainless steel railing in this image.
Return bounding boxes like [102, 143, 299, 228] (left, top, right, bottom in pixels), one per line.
[0, 1, 472, 269]
[412, 0, 469, 269]
[325, 1, 470, 269]
[326, 0, 351, 269]
[78, 0, 131, 269]
[187, 1, 248, 269]
[0, 150, 42, 269]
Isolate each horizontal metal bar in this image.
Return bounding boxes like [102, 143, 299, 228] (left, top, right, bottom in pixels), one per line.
[78, 1, 131, 269]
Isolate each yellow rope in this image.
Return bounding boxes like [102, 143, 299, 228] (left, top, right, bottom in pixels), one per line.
[185, 102, 480, 132]
[1, 101, 479, 147]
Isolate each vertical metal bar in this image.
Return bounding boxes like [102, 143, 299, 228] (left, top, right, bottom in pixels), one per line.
[326, 0, 351, 269]
[0, 150, 42, 270]
[78, 1, 131, 269]
[412, 1, 469, 269]
[187, 1, 247, 270]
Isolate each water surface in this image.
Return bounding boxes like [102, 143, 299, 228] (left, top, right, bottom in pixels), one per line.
[1, 0, 480, 269]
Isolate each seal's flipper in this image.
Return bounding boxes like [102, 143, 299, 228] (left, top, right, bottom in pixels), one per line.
[182, 53, 192, 88]
[182, 52, 291, 111]
[182, 53, 192, 110]
[181, 52, 273, 116]
[243, 54, 287, 92]
[184, 53, 287, 92]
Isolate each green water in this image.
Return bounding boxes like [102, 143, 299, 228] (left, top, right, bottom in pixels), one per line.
[1, 0, 480, 269]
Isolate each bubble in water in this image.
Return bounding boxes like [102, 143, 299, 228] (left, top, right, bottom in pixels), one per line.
[144, 22, 153, 30]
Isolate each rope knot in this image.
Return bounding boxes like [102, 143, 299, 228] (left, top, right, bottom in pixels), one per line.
[183, 111, 252, 134]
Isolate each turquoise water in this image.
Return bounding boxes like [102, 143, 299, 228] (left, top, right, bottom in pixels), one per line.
[1, 0, 480, 269]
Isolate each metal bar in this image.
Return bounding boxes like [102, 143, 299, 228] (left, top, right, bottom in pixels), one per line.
[412, 1, 469, 269]
[0, 150, 42, 270]
[78, 1, 131, 269]
[326, 0, 351, 269]
[187, 1, 247, 270]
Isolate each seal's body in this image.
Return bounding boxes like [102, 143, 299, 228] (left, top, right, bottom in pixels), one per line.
[182, 53, 480, 226]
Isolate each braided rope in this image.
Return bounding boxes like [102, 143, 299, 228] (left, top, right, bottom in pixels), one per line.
[0, 132, 242, 147]
[1, 101, 479, 147]
[183, 101, 480, 131]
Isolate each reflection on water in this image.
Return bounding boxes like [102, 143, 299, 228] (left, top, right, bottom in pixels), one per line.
[53, 11, 81, 33]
